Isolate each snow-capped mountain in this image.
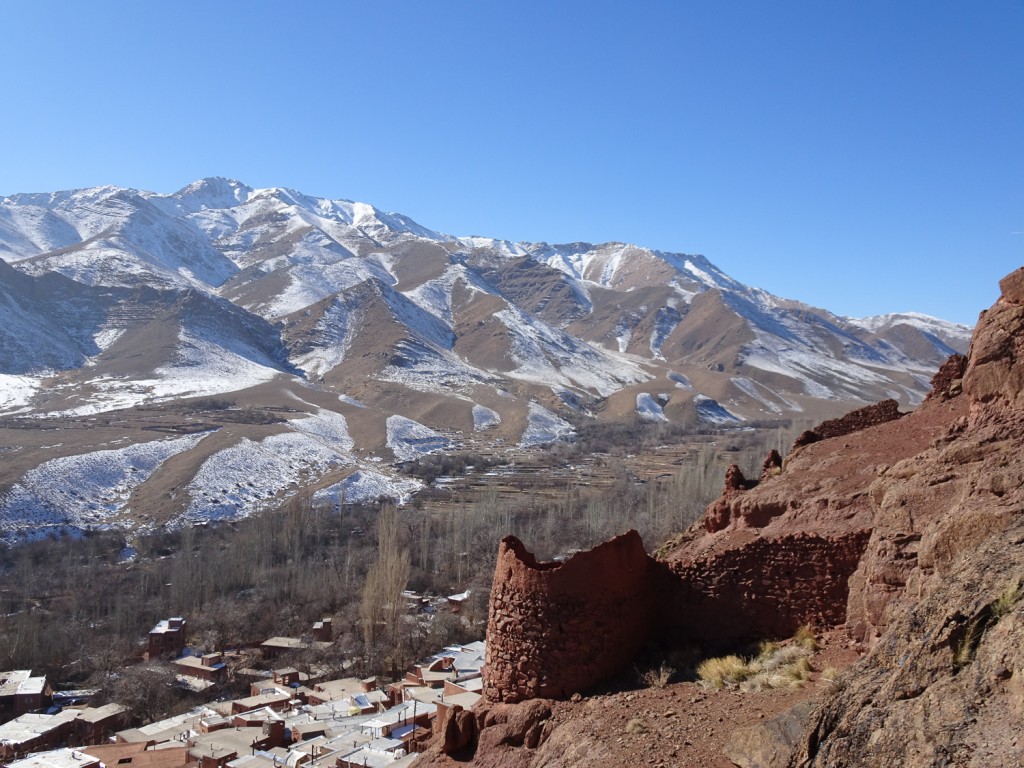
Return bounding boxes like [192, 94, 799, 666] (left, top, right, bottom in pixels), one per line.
[0, 179, 972, 539]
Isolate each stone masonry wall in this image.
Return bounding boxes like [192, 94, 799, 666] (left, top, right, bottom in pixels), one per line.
[662, 531, 871, 649]
[482, 531, 658, 703]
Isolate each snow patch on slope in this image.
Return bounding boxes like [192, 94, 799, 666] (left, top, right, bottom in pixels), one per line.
[267, 253, 392, 319]
[730, 377, 784, 415]
[0, 433, 210, 540]
[668, 372, 693, 390]
[0, 374, 41, 414]
[291, 298, 364, 379]
[403, 263, 496, 326]
[520, 402, 575, 447]
[183, 425, 353, 525]
[288, 408, 355, 452]
[386, 416, 452, 461]
[636, 393, 669, 422]
[472, 404, 501, 431]
[151, 329, 286, 399]
[650, 305, 682, 359]
[313, 470, 422, 506]
[50, 326, 288, 417]
[379, 340, 495, 395]
[694, 394, 741, 425]
[494, 307, 649, 396]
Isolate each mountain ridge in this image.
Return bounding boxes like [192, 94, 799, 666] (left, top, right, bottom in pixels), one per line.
[0, 178, 973, 538]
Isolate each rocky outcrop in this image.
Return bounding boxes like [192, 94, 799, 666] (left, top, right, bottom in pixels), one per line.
[704, 463, 754, 532]
[483, 531, 660, 703]
[760, 448, 784, 481]
[725, 701, 816, 768]
[792, 526, 1024, 767]
[438, 705, 477, 756]
[787, 268, 1024, 766]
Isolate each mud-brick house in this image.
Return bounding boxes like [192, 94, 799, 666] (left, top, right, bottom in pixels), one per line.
[310, 618, 332, 643]
[146, 618, 187, 660]
[0, 671, 53, 724]
[70, 704, 131, 746]
[0, 711, 78, 761]
[2, 746, 103, 768]
[173, 652, 227, 685]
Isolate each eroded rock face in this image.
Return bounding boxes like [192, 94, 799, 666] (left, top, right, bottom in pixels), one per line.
[482, 531, 660, 703]
[792, 521, 1024, 768]
[789, 268, 1024, 766]
[964, 267, 1024, 416]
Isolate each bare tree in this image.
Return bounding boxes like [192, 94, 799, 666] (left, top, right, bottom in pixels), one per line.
[360, 505, 411, 676]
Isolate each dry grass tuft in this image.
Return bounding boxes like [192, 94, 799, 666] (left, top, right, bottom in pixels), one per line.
[625, 718, 647, 734]
[993, 578, 1024, 619]
[793, 624, 819, 652]
[820, 665, 841, 682]
[640, 663, 675, 689]
[696, 654, 751, 689]
[697, 627, 820, 691]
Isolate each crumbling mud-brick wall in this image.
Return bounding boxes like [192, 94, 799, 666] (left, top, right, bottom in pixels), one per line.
[482, 531, 658, 703]
[662, 530, 871, 649]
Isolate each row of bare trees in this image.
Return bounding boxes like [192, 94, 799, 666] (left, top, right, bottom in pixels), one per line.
[0, 419, 801, 694]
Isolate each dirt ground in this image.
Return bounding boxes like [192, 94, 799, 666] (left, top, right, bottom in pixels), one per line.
[534, 632, 861, 768]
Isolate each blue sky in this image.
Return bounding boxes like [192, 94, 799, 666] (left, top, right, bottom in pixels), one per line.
[2, 1, 1021, 325]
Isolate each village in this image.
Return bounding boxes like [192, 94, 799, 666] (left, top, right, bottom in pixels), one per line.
[0, 591, 483, 768]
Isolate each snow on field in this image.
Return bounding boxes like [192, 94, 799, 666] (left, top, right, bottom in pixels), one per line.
[694, 394, 741, 424]
[41, 377, 156, 417]
[386, 416, 452, 461]
[520, 402, 575, 447]
[472, 404, 501, 431]
[0, 432, 210, 539]
[313, 469, 422, 506]
[0, 374, 41, 414]
[636, 393, 669, 422]
[338, 394, 366, 408]
[183, 419, 355, 525]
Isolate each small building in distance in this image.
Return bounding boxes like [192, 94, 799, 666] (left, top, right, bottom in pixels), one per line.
[0, 671, 52, 725]
[145, 618, 187, 661]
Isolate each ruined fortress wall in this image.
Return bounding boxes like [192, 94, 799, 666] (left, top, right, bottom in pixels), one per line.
[791, 398, 904, 451]
[482, 531, 657, 703]
[662, 531, 871, 649]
